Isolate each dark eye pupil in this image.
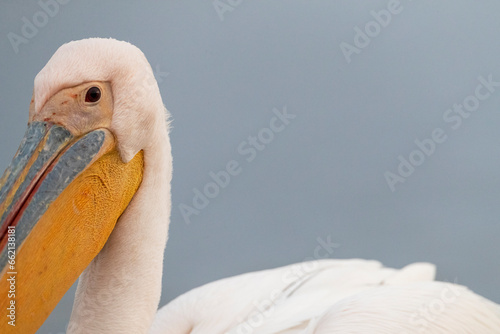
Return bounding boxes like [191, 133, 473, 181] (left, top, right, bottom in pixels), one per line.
[85, 87, 101, 103]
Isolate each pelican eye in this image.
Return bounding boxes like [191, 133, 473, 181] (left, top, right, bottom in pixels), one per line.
[85, 86, 101, 103]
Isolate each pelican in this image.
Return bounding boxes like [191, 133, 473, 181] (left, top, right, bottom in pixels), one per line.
[0, 38, 499, 334]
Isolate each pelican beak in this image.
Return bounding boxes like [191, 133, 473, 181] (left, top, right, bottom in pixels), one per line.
[0, 122, 143, 333]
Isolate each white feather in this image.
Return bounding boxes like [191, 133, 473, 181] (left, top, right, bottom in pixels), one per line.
[149, 259, 500, 333]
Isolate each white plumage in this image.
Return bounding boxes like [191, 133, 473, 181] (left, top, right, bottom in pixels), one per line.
[150, 259, 500, 333]
[29, 38, 500, 333]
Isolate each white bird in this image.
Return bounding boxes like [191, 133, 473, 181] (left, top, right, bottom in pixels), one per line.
[0, 38, 498, 334]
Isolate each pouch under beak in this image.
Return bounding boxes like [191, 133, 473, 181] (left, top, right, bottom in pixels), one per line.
[0, 122, 143, 333]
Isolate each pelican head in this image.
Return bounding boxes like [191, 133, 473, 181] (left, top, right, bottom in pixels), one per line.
[0, 38, 172, 333]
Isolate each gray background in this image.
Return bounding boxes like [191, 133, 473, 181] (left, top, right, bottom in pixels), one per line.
[0, 1, 499, 333]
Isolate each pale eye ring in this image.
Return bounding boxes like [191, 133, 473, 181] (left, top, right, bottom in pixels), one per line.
[85, 87, 101, 103]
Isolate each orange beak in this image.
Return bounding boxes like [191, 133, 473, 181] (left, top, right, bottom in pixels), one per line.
[0, 122, 144, 333]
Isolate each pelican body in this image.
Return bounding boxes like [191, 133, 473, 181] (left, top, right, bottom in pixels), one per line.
[0, 38, 499, 333]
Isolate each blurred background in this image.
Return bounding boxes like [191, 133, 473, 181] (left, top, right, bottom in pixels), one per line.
[0, 1, 499, 333]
